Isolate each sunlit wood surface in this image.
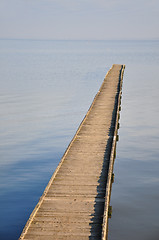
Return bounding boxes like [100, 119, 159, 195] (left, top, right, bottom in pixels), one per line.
[19, 64, 124, 240]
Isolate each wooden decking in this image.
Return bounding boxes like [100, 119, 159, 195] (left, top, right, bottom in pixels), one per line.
[19, 64, 125, 240]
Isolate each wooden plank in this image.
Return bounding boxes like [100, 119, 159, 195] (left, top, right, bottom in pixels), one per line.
[19, 64, 125, 240]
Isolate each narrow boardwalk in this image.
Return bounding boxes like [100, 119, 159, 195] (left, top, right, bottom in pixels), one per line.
[20, 64, 125, 240]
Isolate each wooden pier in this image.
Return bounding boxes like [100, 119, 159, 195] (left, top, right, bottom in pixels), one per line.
[19, 64, 125, 240]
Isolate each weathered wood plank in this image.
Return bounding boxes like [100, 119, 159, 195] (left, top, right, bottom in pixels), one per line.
[19, 64, 125, 240]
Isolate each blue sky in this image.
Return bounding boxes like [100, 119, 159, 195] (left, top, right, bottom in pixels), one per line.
[0, 0, 159, 40]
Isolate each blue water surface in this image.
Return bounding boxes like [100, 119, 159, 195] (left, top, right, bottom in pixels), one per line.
[0, 39, 159, 240]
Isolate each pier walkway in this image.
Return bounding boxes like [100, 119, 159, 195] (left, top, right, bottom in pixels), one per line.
[19, 64, 125, 240]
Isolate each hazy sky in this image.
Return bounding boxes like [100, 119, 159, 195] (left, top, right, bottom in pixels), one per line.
[0, 0, 159, 40]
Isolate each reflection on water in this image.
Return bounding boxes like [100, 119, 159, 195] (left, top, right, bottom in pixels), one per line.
[0, 39, 159, 240]
[108, 50, 159, 239]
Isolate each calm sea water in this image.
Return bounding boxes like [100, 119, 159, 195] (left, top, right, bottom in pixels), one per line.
[0, 39, 159, 240]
